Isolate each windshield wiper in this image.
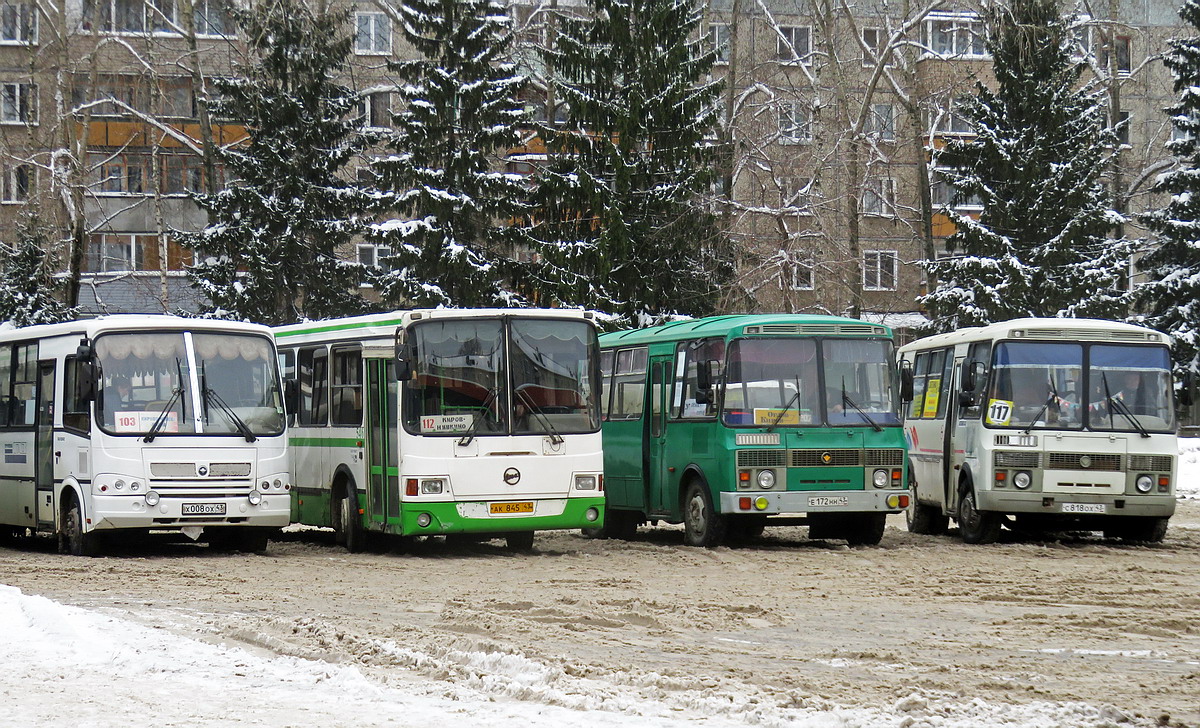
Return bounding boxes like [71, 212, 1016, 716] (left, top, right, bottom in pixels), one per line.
[1022, 373, 1060, 435]
[1101, 372, 1150, 438]
[766, 376, 803, 433]
[840, 377, 882, 432]
[457, 387, 500, 447]
[515, 386, 564, 445]
[143, 386, 183, 443]
[200, 366, 256, 442]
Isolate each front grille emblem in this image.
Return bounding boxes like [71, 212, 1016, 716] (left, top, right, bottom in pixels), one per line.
[821, 452, 832, 464]
[197, 466, 209, 477]
[503, 468, 521, 485]
[1078, 455, 1092, 469]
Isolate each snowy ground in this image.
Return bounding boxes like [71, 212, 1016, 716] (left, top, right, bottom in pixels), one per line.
[2, 442, 1198, 727]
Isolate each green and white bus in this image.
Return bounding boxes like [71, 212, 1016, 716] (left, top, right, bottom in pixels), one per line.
[274, 310, 605, 551]
[595, 314, 911, 547]
[899, 318, 1183, 544]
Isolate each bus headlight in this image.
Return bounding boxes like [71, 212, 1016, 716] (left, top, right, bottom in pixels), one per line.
[130, 481, 141, 491]
[114, 479, 126, 490]
[872, 469, 889, 488]
[421, 479, 444, 494]
[1136, 474, 1154, 493]
[574, 475, 598, 491]
[757, 470, 776, 489]
[273, 479, 282, 490]
[144, 491, 160, 506]
[1013, 471, 1032, 489]
[248, 489, 263, 505]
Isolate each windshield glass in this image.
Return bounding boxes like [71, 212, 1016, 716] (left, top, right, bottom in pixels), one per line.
[97, 333, 196, 435]
[1087, 345, 1175, 432]
[985, 342, 1085, 429]
[404, 320, 507, 435]
[194, 333, 285, 436]
[822, 339, 902, 426]
[510, 319, 600, 435]
[723, 338, 821, 426]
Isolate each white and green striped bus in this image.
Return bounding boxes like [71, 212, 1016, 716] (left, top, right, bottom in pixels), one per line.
[273, 310, 605, 551]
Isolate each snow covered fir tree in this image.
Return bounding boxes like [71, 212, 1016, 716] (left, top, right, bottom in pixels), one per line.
[0, 213, 76, 327]
[1139, 0, 1200, 377]
[178, 0, 375, 325]
[525, 0, 733, 324]
[367, 0, 530, 308]
[920, 0, 1132, 333]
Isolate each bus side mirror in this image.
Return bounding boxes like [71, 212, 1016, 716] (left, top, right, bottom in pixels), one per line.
[899, 365, 914, 403]
[75, 339, 97, 402]
[1181, 372, 1195, 407]
[695, 360, 716, 405]
[284, 379, 299, 413]
[962, 361, 986, 393]
[394, 327, 414, 381]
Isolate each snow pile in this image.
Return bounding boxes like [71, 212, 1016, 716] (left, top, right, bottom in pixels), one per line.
[0, 584, 1153, 727]
[1177, 438, 1200, 500]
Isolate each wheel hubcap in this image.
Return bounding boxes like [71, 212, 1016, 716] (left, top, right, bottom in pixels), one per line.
[689, 495, 706, 533]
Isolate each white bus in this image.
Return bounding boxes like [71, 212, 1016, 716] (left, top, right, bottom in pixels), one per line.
[273, 309, 605, 552]
[0, 316, 290, 555]
[900, 318, 1183, 544]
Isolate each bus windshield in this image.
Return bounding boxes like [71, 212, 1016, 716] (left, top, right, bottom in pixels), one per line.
[985, 342, 1174, 432]
[404, 318, 600, 436]
[722, 338, 900, 427]
[194, 334, 286, 436]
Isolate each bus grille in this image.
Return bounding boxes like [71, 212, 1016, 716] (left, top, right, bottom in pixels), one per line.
[864, 449, 905, 467]
[1046, 453, 1122, 471]
[736, 450, 787, 467]
[150, 462, 252, 478]
[790, 450, 861, 467]
[1128, 455, 1172, 471]
[994, 451, 1042, 468]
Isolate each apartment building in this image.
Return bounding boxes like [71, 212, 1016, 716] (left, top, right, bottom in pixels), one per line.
[0, 0, 1186, 326]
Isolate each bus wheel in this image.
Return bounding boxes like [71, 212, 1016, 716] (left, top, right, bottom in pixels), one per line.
[906, 500, 949, 535]
[1105, 516, 1168, 543]
[583, 508, 639, 540]
[505, 532, 535, 551]
[845, 513, 886, 546]
[339, 490, 365, 554]
[727, 516, 767, 542]
[957, 490, 1001, 544]
[235, 528, 270, 553]
[683, 482, 727, 547]
[60, 496, 99, 557]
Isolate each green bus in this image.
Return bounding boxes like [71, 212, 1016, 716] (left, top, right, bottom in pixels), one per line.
[595, 314, 911, 546]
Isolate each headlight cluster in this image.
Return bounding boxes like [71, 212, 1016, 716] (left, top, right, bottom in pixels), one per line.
[1135, 474, 1154, 493]
[421, 478, 445, 494]
[574, 474, 600, 491]
[98, 476, 143, 493]
[259, 478, 289, 491]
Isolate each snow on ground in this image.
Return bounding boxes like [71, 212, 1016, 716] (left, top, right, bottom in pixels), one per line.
[0, 584, 1150, 727]
[1177, 438, 1200, 500]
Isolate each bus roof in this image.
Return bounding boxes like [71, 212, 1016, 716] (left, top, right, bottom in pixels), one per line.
[598, 314, 892, 348]
[898, 317, 1168, 355]
[272, 308, 593, 343]
[0, 315, 272, 345]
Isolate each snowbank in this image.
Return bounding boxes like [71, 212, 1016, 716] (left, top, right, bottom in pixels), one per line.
[1177, 438, 1200, 500]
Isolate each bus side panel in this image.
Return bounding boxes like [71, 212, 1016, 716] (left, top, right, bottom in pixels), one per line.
[0, 431, 36, 528]
[662, 420, 716, 516]
[291, 440, 330, 526]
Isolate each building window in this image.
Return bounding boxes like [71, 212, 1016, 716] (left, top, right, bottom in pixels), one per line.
[1109, 35, 1132, 74]
[1, 3, 37, 44]
[926, 15, 987, 58]
[2, 163, 31, 203]
[862, 27, 884, 65]
[778, 176, 814, 214]
[85, 232, 191, 272]
[862, 177, 895, 216]
[779, 102, 812, 144]
[933, 98, 973, 135]
[162, 155, 203, 194]
[356, 91, 391, 128]
[787, 255, 814, 290]
[1116, 111, 1130, 146]
[776, 25, 811, 64]
[90, 152, 148, 195]
[710, 22, 730, 64]
[1, 82, 35, 123]
[931, 167, 982, 209]
[868, 103, 895, 141]
[355, 11, 390, 54]
[193, 0, 228, 36]
[82, 0, 177, 34]
[357, 243, 391, 268]
[863, 250, 898, 291]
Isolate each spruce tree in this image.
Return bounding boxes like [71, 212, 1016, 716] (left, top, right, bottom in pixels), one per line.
[180, 0, 373, 325]
[920, 0, 1130, 332]
[0, 213, 76, 326]
[528, 0, 732, 324]
[368, 0, 529, 308]
[1138, 0, 1200, 376]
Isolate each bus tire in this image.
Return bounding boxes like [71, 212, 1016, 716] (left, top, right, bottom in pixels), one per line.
[583, 508, 641, 540]
[505, 532, 535, 551]
[727, 516, 767, 542]
[1105, 516, 1168, 543]
[957, 489, 1001, 544]
[906, 500, 949, 535]
[235, 528, 270, 553]
[339, 489, 365, 554]
[60, 495, 99, 557]
[683, 481, 727, 547]
[845, 513, 886, 546]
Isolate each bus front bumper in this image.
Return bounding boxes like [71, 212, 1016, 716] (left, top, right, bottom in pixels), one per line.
[398, 496, 606, 535]
[89, 494, 291, 531]
[719, 489, 908, 515]
[977, 490, 1176, 518]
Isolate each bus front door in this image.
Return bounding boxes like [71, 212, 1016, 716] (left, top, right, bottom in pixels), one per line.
[34, 361, 55, 531]
[645, 358, 671, 515]
[365, 358, 399, 529]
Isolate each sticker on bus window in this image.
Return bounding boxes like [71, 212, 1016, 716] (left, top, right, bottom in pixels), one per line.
[922, 379, 942, 418]
[753, 408, 811, 426]
[420, 414, 474, 433]
[985, 399, 1013, 426]
[114, 411, 179, 433]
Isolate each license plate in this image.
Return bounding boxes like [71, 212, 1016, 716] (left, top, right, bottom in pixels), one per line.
[182, 503, 226, 516]
[1062, 503, 1106, 514]
[489, 501, 534, 515]
[808, 496, 849, 508]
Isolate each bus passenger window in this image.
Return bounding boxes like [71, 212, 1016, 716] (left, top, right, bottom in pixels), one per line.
[331, 348, 363, 426]
[610, 347, 647, 420]
[299, 347, 329, 426]
[600, 350, 613, 420]
[0, 344, 11, 428]
[675, 338, 724, 419]
[11, 343, 37, 427]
